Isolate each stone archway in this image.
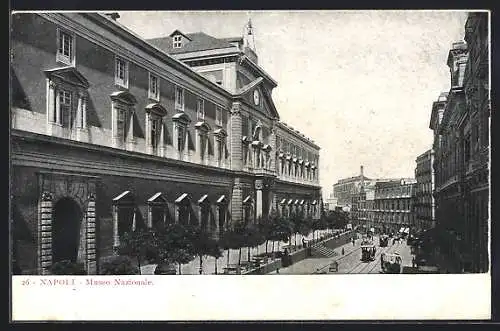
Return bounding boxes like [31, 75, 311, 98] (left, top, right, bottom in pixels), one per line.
[52, 197, 83, 264]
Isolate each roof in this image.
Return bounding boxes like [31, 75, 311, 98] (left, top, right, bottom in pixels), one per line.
[147, 31, 237, 55]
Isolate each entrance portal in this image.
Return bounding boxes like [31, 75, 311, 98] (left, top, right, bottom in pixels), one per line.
[52, 197, 83, 263]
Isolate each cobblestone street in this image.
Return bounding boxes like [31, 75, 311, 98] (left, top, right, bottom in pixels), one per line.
[270, 235, 413, 274]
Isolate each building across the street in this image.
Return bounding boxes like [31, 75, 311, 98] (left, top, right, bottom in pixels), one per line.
[332, 165, 371, 210]
[10, 13, 321, 275]
[414, 149, 435, 232]
[369, 178, 416, 234]
[332, 166, 415, 233]
[429, 12, 489, 273]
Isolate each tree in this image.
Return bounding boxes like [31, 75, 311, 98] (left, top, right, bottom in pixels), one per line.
[289, 212, 301, 249]
[190, 225, 216, 274]
[154, 222, 195, 275]
[258, 215, 273, 255]
[242, 223, 264, 262]
[298, 217, 312, 247]
[119, 227, 157, 274]
[100, 256, 140, 275]
[268, 215, 293, 254]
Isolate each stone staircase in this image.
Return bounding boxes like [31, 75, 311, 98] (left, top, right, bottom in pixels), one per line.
[311, 244, 338, 258]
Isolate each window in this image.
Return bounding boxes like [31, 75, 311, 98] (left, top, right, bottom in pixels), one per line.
[218, 139, 224, 161]
[215, 106, 222, 126]
[197, 98, 205, 120]
[173, 35, 182, 49]
[177, 126, 185, 152]
[57, 29, 75, 65]
[175, 86, 184, 111]
[58, 89, 72, 127]
[115, 57, 129, 88]
[117, 105, 128, 143]
[151, 117, 160, 150]
[77, 96, 87, 129]
[148, 73, 160, 101]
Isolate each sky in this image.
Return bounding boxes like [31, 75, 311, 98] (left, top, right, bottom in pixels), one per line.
[116, 10, 469, 198]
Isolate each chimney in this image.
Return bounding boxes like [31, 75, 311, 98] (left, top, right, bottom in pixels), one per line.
[360, 165, 364, 177]
[105, 12, 120, 21]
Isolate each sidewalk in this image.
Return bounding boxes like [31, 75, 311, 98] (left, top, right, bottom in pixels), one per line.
[140, 229, 338, 275]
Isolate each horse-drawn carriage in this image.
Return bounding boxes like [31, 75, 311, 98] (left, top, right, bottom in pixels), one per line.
[381, 253, 402, 274]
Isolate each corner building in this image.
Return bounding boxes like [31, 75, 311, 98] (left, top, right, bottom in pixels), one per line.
[414, 149, 435, 232]
[10, 13, 321, 275]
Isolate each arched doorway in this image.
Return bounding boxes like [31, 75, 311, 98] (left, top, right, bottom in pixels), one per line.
[52, 197, 83, 263]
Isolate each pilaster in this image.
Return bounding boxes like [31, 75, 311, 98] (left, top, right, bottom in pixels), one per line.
[230, 102, 243, 171]
[38, 192, 53, 275]
[231, 177, 243, 224]
[86, 194, 97, 274]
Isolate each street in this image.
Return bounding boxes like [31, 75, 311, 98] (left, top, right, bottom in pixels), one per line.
[270, 235, 413, 274]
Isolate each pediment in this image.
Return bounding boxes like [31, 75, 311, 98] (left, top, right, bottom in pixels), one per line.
[44, 66, 89, 89]
[111, 91, 137, 105]
[147, 192, 167, 204]
[112, 191, 134, 205]
[236, 78, 280, 119]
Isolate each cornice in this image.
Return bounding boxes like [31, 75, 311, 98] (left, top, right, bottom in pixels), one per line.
[11, 129, 236, 178]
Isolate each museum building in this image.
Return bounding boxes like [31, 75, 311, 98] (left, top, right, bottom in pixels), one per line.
[10, 13, 321, 275]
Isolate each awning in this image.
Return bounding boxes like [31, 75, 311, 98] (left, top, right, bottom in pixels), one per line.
[299, 199, 305, 205]
[216, 195, 227, 204]
[399, 227, 405, 233]
[147, 192, 167, 204]
[280, 198, 287, 205]
[294, 199, 300, 205]
[175, 193, 190, 204]
[404, 227, 410, 234]
[198, 194, 208, 204]
[287, 199, 294, 205]
[311, 200, 317, 205]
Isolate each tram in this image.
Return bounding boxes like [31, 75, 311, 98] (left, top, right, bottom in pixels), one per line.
[361, 243, 376, 262]
[381, 253, 402, 274]
[379, 235, 389, 247]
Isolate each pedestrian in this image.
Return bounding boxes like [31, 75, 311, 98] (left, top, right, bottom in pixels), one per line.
[412, 256, 416, 268]
[276, 267, 280, 274]
[342, 247, 345, 255]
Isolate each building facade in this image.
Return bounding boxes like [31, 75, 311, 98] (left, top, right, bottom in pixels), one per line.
[414, 149, 435, 232]
[429, 12, 489, 273]
[10, 13, 321, 275]
[332, 165, 370, 209]
[369, 179, 416, 234]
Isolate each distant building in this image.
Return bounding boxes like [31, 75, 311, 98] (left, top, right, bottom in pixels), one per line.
[414, 149, 435, 232]
[372, 179, 416, 233]
[332, 165, 371, 208]
[333, 166, 415, 232]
